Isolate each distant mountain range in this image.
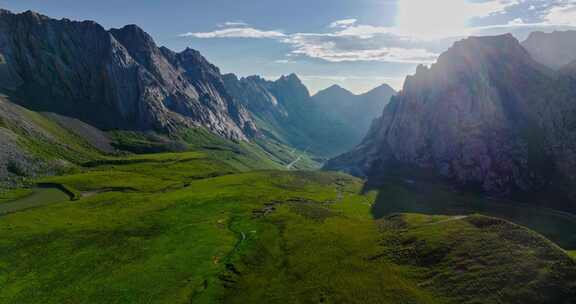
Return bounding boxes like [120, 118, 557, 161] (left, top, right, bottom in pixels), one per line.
[0, 9, 394, 185]
[327, 32, 576, 211]
[8, 8, 576, 210]
[223, 74, 394, 157]
[313, 83, 395, 147]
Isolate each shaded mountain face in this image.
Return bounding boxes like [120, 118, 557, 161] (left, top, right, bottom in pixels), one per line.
[327, 34, 576, 211]
[0, 9, 256, 140]
[223, 73, 358, 157]
[312, 84, 395, 144]
[522, 31, 576, 70]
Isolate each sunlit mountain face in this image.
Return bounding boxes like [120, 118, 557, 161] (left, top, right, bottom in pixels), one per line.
[1, 1, 576, 303]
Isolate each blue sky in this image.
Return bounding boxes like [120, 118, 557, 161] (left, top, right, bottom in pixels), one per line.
[1, 0, 576, 94]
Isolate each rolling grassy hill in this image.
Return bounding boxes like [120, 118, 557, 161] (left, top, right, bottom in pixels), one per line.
[368, 178, 576, 250]
[0, 148, 574, 303]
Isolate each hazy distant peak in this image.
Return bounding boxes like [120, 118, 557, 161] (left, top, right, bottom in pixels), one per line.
[315, 84, 355, 98]
[360, 83, 396, 98]
[522, 30, 576, 70]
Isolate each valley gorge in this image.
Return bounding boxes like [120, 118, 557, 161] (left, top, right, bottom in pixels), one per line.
[0, 6, 576, 304]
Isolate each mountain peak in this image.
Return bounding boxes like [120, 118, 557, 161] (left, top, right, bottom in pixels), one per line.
[404, 33, 535, 92]
[181, 47, 201, 55]
[110, 24, 157, 53]
[522, 30, 576, 70]
[314, 84, 354, 99]
[361, 83, 396, 98]
[279, 73, 301, 83]
[444, 34, 523, 60]
[21, 10, 44, 19]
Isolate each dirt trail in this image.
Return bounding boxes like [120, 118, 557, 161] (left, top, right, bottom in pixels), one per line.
[286, 146, 310, 169]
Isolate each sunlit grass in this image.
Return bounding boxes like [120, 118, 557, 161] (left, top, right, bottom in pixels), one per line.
[0, 150, 574, 303]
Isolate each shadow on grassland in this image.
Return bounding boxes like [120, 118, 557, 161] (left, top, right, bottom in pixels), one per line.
[363, 170, 576, 250]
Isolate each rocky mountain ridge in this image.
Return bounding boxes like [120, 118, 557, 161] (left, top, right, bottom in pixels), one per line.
[0, 9, 256, 140]
[223, 73, 360, 157]
[327, 34, 576, 211]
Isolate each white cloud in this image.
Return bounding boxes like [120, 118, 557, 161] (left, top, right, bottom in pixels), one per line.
[284, 31, 439, 63]
[180, 27, 285, 39]
[179, 1, 576, 64]
[508, 17, 525, 25]
[544, 2, 576, 25]
[329, 18, 357, 28]
[218, 21, 249, 28]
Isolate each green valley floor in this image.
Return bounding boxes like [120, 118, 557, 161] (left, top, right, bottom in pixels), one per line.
[0, 148, 575, 303]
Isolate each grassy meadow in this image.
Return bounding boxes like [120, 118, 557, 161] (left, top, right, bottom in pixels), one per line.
[0, 145, 575, 303]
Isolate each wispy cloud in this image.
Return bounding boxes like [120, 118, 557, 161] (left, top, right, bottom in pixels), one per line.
[284, 31, 439, 63]
[544, 2, 576, 25]
[218, 21, 249, 28]
[329, 18, 357, 28]
[179, 27, 286, 39]
[179, 1, 576, 64]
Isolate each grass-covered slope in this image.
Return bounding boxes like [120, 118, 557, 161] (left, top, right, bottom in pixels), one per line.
[0, 92, 317, 192]
[380, 214, 576, 304]
[0, 95, 111, 188]
[369, 178, 576, 250]
[0, 150, 574, 303]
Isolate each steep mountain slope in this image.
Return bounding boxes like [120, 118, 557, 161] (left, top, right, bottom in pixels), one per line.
[522, 30, 576, 70]
[223, 73, 357, 157]
[0, 9, 256, 140]
[0, 94, 111, 187]
[327, 34, 576, 211]
[313, 84, 395, 144]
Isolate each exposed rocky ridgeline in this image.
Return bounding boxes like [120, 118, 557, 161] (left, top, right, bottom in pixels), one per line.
[223, 73, 358, 157]
[0, 9, 256, 140]
[522, 30, 576, 70]
[327, 34, 576, 211]
[312, 84, 395, 146]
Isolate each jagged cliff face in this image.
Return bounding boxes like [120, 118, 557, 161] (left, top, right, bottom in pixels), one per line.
[223, 73, 358, 157]
[0, 10, 256, 140]
[327, 34, 576, 209]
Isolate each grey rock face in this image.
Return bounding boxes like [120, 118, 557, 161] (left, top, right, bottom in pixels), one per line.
[223, 73, 358, 157]
[522, 31, 576, 70]
[327, 34, 576, 209]
[0, 9, 256, 140]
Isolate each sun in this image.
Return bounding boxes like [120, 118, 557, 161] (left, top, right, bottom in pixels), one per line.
[395, 0, 478, 39]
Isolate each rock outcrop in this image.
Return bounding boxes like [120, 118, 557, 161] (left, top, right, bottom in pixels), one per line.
[327, 34, 576, 210]
[0, 9, 256, 140]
